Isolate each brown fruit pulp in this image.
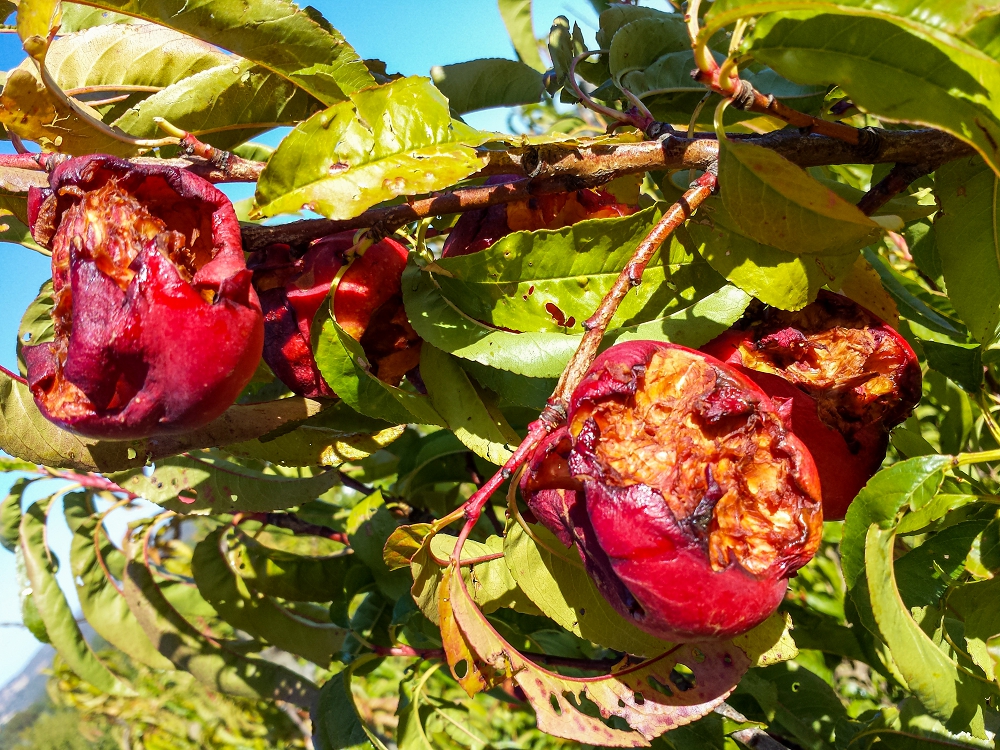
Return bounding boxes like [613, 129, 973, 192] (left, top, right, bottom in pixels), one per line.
[571, 348, 822, 577]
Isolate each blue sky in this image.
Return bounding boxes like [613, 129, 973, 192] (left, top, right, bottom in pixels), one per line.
[0, 0, 673, 689]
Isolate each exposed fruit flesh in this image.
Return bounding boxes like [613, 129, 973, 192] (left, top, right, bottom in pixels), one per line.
[24, 154, 262, 439]
[570, 347, 821, 578]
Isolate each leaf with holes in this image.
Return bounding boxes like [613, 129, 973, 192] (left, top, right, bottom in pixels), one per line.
[255, 76, 491, 220]
[439, 564, 749, 746]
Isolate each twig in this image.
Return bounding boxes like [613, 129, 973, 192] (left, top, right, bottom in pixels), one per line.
[337, 470, 376, 496]
[239, 512, 349, 544]
[153, 118, 266, 182]
[445, 167, 719, 564]
[549, 168, 718, 405]
[856, 161, 938, 216]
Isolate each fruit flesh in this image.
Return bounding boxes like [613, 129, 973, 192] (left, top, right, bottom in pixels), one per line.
[702, 292, 921, 519]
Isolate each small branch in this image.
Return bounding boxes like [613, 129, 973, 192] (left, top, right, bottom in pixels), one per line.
[154, 118, 266, 182]
[856, 161, 938, 216]
[371, 644, 445, 659]
[242, 127, 970, 252]
[549, 168, 718, 405]
[42, 467, 139, 499]
[239, 512, 349, 544]
[338, 470, 376, 496]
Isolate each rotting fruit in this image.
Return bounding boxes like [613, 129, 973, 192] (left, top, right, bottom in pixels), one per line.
[248, 231, 421, 398]
[701, 291, 921, 520]
[23, 154, 263, 440]
[520, 341, 823, 642]
[441, 175, 636, 258]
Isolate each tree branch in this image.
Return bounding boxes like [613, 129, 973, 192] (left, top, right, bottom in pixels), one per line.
[856, 161, 939, 216]
[242, 127, 971, 252]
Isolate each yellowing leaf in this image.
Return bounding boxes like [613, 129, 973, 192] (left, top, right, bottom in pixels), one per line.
[837, 255, 900, 327]
[255, 76, 491, 220]
[17, 0, 61, 49]
[439, 564, 749, 746]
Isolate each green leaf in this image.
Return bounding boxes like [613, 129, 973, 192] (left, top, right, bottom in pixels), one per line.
[16, 281, 54, 378]
[497, 0, 544, 72]
[224, 401, 403, 468]
[226, 524, 351, 602]
[744, 11, 1000, 174]
[866, 524, 979, 726]
[841, 456, 952, 588]
[920, 338, 983, 393]
[37, 24, 229, 90]
[17, 546, 49, 643]
[113, 60, 324, 150]
[0, 364, 328, 472]
[63, 493, 174, 670]
[950, 578, 1000, 681]
[503, 514, 674, 657]
[737, 665, 845, 749]
[20, 500, 132, 695]
[935, 156, 1000, 346]
[192, 528, 346, 666]
[67, 0, 374, 105]
[419, 345, 520, 465]
[862, 248, 965, 336]
[0, 477, 30, 552]
[0, 206, 42, 254]
[111, 454, 342, 512]
[611, 283, 752, 346]
[688, 200, 858, 310]
[402, 261, 581, 378]
[59, 2, 138, 31]
[431, 58, 543, 115]
[718, 137, 881, 255]
[313, 661, 380, 750]
[123, 534, 319, 706]
[894, 520, 987, 610]
[255, 76, 490, 220]
[348, 492, 412, 601]
[706, 0, 1000, 41]
[432, 205, 728, 334]
[410, 532, 532, 627]
[314, 315, 443, 426]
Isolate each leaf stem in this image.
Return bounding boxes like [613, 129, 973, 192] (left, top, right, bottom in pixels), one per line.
[956, 448, 1000, 466]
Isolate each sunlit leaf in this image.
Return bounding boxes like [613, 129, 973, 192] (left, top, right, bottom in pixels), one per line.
[497, 0, 544, 72]
[256, 76, 491, 220]
[431, 58, 543, 115]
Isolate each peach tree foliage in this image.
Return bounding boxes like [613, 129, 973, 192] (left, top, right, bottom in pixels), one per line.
[0, 0, 1000, 748]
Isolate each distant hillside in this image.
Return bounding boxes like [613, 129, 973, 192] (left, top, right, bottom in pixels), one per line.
[0, 645, 53, 727]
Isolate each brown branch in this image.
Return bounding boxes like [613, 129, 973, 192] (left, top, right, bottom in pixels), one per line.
[856, 161, 939, 216]
[242, 127, 971, 252]
[549, 169, 718, 406]
[240, 512, 349, 544]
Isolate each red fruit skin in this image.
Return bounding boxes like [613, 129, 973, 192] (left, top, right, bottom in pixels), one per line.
[522, 341, 823, 642]
[249, 231, 418, 397]
[23, 155, 263, 440]
[441, 175, 637, 258]
[701, 291, 921, 520]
